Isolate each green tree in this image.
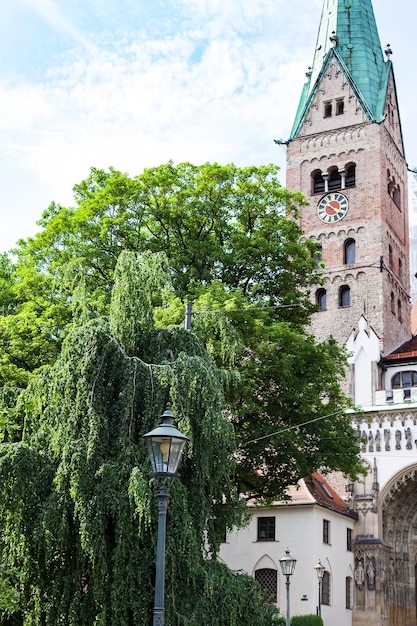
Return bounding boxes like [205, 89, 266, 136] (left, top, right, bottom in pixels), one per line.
[0, 162, 363, 500]
[0, 251, 279, 625]
[2, 162, 313, 385]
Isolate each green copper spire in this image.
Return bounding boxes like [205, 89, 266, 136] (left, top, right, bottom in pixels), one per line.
[290, 0, 391, 138]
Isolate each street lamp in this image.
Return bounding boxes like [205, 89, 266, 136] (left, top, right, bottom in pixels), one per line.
[279, 548, 296, 626]
[314, 559, 325, 617]
[143, 405, 189, 626]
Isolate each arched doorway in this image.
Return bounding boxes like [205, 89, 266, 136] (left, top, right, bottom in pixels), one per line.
[382, 465, 417, 625]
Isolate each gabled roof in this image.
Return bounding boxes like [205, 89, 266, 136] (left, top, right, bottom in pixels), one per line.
[295, 472, 357, 518]
[250, 472, 357, 519]
[290, 0, 392, 139]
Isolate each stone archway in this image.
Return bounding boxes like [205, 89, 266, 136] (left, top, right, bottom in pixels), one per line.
[381, 465, 417, 625]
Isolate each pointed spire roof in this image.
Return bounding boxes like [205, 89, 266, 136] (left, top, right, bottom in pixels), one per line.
[290, 0, 392, 139]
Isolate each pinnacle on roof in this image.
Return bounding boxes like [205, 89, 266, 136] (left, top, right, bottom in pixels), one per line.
[290, 0, 392, 139]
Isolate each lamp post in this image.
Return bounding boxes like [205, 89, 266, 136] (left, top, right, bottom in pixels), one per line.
[314, 559, 325, 617]
[279, 548, 296, 626]
[143, 405, 189, 626]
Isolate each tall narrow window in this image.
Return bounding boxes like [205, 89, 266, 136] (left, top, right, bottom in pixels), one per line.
[391, 292, 395, 314]
[336, 98, 344, 115]
[322, 571, 331, 605]
[324, 101, 332, 117]
[312, 171, 325, 194]
[323, 519, 330, 544]
[347, 528, 352, 551]
[345, 164, 356, 187]
[339, 286, 351, 308]
[257, 517, 275, 541]
[255, 569, 277, 603]
[346, 577, 352, 609]
[398, 300, 403, 322]
[316, 289, 327, 311]
[328, 168, 341, 191]
[389, 245, 393, 268]
[344, 239, 355, 264]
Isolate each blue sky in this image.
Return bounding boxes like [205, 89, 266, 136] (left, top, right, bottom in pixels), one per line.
[1, 0, 416, 252]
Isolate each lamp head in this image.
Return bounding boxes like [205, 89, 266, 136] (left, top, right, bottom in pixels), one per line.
[143, 405, 189, 477]
[279, 548, 297, 577]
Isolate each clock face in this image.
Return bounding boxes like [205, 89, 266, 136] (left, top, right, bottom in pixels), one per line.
[317, 192, 349, 223]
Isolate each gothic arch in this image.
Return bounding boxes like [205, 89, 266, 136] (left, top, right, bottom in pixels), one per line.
[252, 553, 279, 574]
[379, 464, 417, 623]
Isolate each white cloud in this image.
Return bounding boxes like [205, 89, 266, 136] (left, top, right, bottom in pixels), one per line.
[0, 0, 416, 252]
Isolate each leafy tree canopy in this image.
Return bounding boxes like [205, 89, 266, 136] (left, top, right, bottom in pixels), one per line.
[0, 251, 280, 625]
[0, 162, 363, 500]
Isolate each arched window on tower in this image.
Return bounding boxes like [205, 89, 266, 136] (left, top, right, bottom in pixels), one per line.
[345, 164, 356, 188]
[398, 300, 403, 323]
[312, 170, 325, 194]
[399, 258, 403, 281]
[316, 289, 327, 311]
[339, 285, 351, 307]
[344, 239, 355, 264]
[388, 171, 401, 208]
[328, 168, 341, 191]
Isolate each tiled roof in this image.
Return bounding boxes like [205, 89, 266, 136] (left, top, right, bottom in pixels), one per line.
[383, 335, 417, 362]
[249, 472, 357, 519]
[301, 472, 354, 516]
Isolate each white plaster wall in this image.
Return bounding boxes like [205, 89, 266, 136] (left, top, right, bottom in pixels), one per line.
[218, 504, 354, 625]
[346, 316, 381, 408]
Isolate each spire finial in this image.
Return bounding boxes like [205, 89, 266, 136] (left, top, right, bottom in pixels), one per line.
[384, 44, 393, 60]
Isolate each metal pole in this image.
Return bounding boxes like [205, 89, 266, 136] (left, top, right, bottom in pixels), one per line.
[286, 575, 291, 626]
[318, 578, 322, 618]
[185, 302, 192, 331]
[153, 484, 169, 626]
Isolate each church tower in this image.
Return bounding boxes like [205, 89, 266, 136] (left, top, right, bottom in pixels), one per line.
[286, 0, 410, 359]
